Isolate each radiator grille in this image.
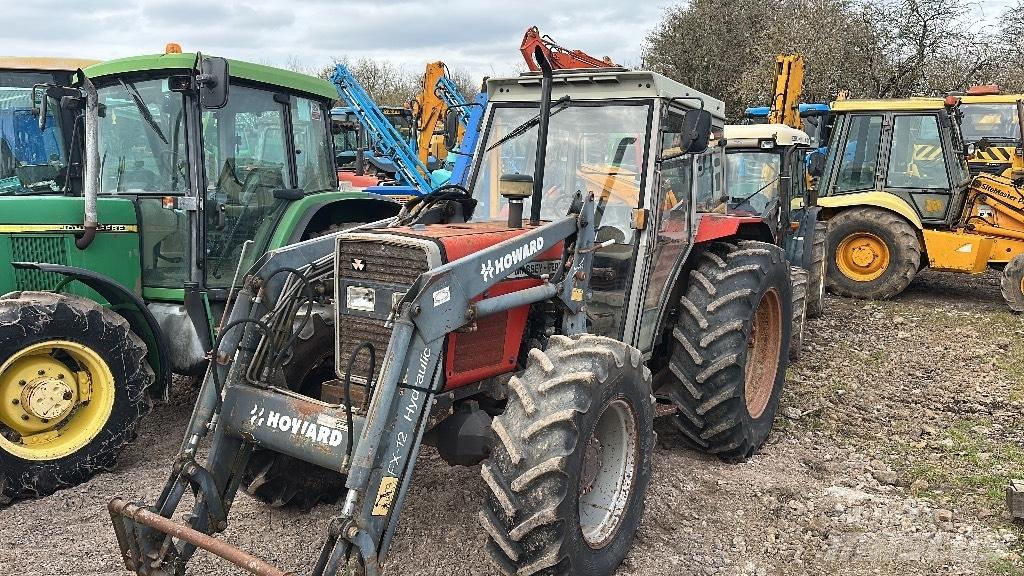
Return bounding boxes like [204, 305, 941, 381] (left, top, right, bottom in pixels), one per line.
[11, 236, 68, 291]
[337, 240, 429, 287]
[337, 239, 430, 381]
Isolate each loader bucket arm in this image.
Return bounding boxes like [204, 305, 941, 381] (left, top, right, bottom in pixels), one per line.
[107, 192, 603, 575]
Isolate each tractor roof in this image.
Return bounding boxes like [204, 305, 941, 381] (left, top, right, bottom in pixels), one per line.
[0, 56, 100, 71]
[486, 69, 726, 120]
[84, 53, 337, 101]
[723, 124, 811, 148]
[830, 98, 949, 112]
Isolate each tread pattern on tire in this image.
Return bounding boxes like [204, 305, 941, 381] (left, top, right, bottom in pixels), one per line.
[0, 291, 153, 501]
[1001, 255, 1024, 313]
[826, 207, 921, 300]
[806, 221, 827, 318]
[790, 267, 808, 361]
[481, 334, 652, 576]
[659, 240, 791, 462]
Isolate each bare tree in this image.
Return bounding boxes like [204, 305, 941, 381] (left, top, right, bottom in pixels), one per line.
[642, 0, 998, 118]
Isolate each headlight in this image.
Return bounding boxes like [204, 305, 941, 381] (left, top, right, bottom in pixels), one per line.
[346, 286, 375, 312]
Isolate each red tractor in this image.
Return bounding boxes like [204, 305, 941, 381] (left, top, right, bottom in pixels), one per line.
[108, 51, 794, 576]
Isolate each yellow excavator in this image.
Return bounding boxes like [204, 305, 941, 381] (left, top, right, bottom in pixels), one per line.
[408, 61, 465, 168]
[812, 96, 1024, 310]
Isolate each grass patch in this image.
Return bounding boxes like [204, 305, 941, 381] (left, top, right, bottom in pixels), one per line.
[900, 419, 1024, 514]
[990, 558, 1024, 576]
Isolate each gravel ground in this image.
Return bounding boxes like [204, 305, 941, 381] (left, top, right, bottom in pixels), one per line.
[1, 269, 1022, 576]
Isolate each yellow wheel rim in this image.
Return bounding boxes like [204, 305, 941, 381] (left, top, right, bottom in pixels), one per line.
[836, 232, 890, 282]
[0, 340, 114, 461]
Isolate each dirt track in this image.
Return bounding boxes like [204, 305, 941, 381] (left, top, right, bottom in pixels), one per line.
[1, 269, 1022, 576]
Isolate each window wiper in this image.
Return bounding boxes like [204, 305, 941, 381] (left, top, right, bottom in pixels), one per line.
[486, 96, 570, 153]
[119, 79, 168, 145]
[732, 176, 780, 208]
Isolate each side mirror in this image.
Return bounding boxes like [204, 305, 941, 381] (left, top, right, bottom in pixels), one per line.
[807, 150, 826, 177]
[964, 143, 977, 158]
[197, 56, 229, 109]
[443, 109, 460, 151]
[678, 109, 712, 154]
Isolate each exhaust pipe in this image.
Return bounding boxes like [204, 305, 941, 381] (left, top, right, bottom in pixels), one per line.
[77, 75, 100, 250]
[529, 46, 554, 226]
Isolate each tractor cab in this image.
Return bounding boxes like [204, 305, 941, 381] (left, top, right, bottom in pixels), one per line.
[721, 123, 812, 226]
[465, 68, 730, 348]
[83, 52, 343, 298]
[0, 57, 98, 195]
[816, 98, 970, 228]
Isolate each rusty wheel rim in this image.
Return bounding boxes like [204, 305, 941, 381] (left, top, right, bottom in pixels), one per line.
[744, 288, 782, 419]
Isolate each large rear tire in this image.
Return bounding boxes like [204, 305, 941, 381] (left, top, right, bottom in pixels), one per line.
[1001, 254, 1024, 313]
[789, 267, 808, 361]
[0, 292, 153, 501]
[480, 334, 654, 576]
[826, 207, 920, 299]
[806, 221, 828, 318]
[657, 241, 791, 461]
[240, 312, 346, 510]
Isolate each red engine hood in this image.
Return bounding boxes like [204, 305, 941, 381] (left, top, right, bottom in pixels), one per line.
[369, 222, 563, 262]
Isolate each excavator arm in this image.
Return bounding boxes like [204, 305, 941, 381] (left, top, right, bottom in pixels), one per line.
[410, 61, 472, 168]
[519, 25, 616, 71]
[767, 54, 805, 129]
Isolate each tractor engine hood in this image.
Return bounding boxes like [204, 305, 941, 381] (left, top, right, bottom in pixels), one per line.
[334, 222, 565, 391]
[365, 221, 564, 264]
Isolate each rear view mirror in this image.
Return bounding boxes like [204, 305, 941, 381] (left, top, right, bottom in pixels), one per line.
[197, 56, 229, 109]
[807, 150, 826, 177]
[443, 109, 460, 151]
[679, 110, 712, 154]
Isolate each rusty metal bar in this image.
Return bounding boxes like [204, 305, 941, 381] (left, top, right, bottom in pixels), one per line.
[108, 498, 294, 576]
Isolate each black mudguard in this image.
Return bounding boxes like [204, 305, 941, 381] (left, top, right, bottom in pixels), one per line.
[10, 262, 172, 400]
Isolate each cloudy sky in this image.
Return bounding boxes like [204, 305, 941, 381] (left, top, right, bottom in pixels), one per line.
[4, 0, 673, 80]
[3, 0, 1013, 81]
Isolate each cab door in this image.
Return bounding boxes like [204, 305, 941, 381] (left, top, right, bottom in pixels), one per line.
[201, 84, 293, 292]
[881, 112, 957, 224]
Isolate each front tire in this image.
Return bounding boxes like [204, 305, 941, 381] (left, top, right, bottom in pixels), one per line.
[1001, 254, 1024, 313]
[826, 207, 921, 299]
[789, 267, 809, 361]
[480, 335, 654, 576]
[806, 221, 828, 318]
[657, 241, 791, 461]
[0, 292, 153, 501]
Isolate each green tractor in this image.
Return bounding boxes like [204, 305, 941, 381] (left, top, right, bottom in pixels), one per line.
[0, 50, 399, 502]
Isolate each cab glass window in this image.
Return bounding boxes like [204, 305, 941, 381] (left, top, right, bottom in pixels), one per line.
[202, 84, 290, 287]
[96, 78, 187, 193]
[291, 97, 335, 193]
[886, 114, 950, 189]
[725, 152, 781, 214]
[835, 115, 882, 192]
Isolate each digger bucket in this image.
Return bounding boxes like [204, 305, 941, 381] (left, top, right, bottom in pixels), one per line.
[108, 498, 293, 576]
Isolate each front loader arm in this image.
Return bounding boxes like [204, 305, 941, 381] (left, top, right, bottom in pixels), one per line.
[322, 195, 600, 572]
[108, 194, 600, 576]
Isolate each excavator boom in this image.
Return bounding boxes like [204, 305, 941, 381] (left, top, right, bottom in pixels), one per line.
[519, 26, 616, 71]
[767, 54, 805, 129]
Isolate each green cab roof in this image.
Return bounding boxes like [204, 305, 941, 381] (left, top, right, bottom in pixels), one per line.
[84, 52, 337, 101]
